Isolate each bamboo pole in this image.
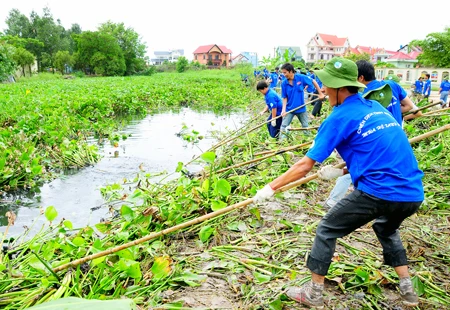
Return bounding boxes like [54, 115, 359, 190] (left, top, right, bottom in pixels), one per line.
[422, 106, 450, 116]
[403, 101, 442, 116]
[420, 113, 450, 117]
[407, 124, 450, 144]
[185, 96, 324, 166]
[288, 126, 320, 131]
[53, 124, 450, 272]
[212, 141, 313, 175]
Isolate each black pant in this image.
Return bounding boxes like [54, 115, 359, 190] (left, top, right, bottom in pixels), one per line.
[307, 189, 421, 276]
[312, 99, 323, 116]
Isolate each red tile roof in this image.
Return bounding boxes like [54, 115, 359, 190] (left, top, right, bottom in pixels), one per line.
[193, 44, 232, 54]
[317, 33, 348, 46]
[408, 51, 421, 59]
[387, 51, 415, 60]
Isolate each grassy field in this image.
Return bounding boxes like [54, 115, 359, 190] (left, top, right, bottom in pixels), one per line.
[0, 71, 449, 309]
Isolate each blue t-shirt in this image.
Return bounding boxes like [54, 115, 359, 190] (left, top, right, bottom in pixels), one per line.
[306, 93, 424, 202]
[281, 74, 314, 114]
[423, 80, 431, 95]
[270, 72, 278, 88]
[315, 75, 323, 89]
[307, 73, 316, 93]
[440, 80, 450, 91]
[364, 80, 406, 125]
[414, 80, 423, 93]
[264, 89, 283, 116]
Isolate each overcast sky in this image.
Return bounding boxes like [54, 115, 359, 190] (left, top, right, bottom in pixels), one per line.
[1, 0, 449, 61]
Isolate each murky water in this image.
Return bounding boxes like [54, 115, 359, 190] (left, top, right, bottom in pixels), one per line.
[0, 108, 248, 237]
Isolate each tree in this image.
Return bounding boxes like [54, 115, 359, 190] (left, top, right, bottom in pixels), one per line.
[98, 21, 147, 75]
[343, 52, 371, 62]
[20, 7, 69, 71]
[12, 47, 35, 76]
[54, 50, 74, 74]
[410, 28, 450, 67]
[4, 9, 31, 38]
[73, 31, 125, 76]
[67, 23, 82, 54]
[176, 56, 188, 73]
[0, 35, 44, 52]
[0, 43, 16, 81]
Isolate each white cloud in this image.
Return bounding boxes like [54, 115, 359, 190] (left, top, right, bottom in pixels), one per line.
[1, 0, 449, 61]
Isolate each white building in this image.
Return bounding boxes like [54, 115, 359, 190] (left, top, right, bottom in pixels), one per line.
[306, 33, 350, 62]
[151, 49, 184, 65]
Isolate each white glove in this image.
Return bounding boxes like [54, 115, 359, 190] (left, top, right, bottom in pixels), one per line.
[317, 165, 344, 180]
[271, 119, 277, 127]
[253, 184, 275, 203]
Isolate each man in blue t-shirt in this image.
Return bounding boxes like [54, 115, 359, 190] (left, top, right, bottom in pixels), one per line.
[422, 74, 431, 99]
[356, 60, 419, 125]
[412, 77, 423, 101]
[322, 60, 421, 210]
[269, 70, 279, 89]
[309, 68, 325, 117]
[253, 58, 423, 308]
[280, 63, 325, 138]
[439, 78, 450, 107]
[257, 80, 283, 138]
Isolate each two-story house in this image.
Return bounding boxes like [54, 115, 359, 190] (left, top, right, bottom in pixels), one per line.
[193, 44, 232, 67]
[151, 49, 184, 65]
[306, 33, 350, 62]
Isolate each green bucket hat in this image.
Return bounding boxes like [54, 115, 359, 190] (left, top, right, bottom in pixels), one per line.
[385, 74, 400, 83]
[362, 83, 393, 108]
[314, 57, 366, 89]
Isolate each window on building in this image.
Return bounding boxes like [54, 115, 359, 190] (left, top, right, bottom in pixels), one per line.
[431, 71, 438, 82]
[320, 54, 324, 60]
[215, 55, 219, 60]
[388, 70, 394, 75]
[203, 54, 205, 60]
[406, 71, 410, 82]
[195, 55, 197, 60]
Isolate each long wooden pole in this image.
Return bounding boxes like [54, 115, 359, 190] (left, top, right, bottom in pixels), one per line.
[53, 125, 450, 272]
[289, 126, 320, 131]
[403, 101, 442, 116]
[212, 141, 313, 175]
[422, 106, 450, 116]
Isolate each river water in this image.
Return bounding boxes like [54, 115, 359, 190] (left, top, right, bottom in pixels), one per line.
[0, 108, 248, 237]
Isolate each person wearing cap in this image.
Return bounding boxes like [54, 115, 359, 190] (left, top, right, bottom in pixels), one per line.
[253, 57, 423, 308]
[257, 80, 283, 138]
[322, 60, 421, 210]
[279, 63, 325, 138]
[356, 60, 419, 126]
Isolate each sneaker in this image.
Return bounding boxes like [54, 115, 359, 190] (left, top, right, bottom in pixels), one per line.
[285, 281, 324, 309]
[399, 278, 419, 307]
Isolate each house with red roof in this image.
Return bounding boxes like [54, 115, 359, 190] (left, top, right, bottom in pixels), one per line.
[306, 33, 350, 62]
[384, 51, 418, 68]
[344, 46, 396, 63]
[193, 44, 232, 67]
